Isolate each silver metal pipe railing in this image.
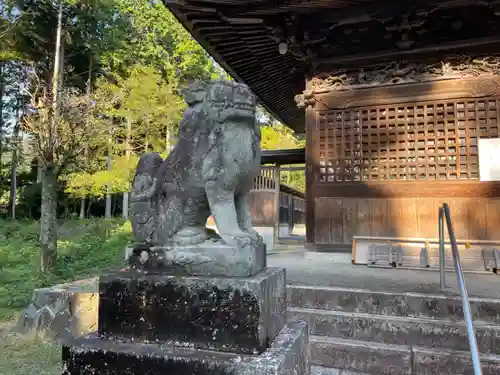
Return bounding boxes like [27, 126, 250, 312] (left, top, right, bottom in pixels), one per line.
[439, 206, 446, 290]
[439, 203, 483, 375]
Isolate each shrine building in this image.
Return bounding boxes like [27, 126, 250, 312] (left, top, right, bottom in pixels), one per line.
[164, 0, 500, 256]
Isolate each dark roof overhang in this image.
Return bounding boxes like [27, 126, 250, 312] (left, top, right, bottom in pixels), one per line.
[164, 0, 500, 133]
[261, 148, 305, 165]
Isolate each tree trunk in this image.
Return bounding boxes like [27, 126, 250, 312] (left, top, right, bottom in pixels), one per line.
[122, 119, 132, 219]
[10, 155, 17, 219]
[51, 1, 63, 131]
[0, 62, 4, 191]
[79, 198, 85, 219]
[40, 166, 58, 271]
[9, 99, 21, 219]
[87, 198, 93, 217]
[105, 153, 112, 218]
[79, 146, 89, 219]
[122, 190, 129, 219]
[165, 125, 170, 154]
[39, 0, 63, 270]
[80, 58, 92, 220]
[36, 162, 43, 183]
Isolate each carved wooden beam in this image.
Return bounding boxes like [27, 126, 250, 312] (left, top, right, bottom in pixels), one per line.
[313, 36, 500, 69]
[295, 54, 500, 109]
[297, 0, 494, 33]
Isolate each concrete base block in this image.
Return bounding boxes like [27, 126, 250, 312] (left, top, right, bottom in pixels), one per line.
[62, 321, 310, 375]
[98, 267, 286, 354]
[16, 278, 98, 341]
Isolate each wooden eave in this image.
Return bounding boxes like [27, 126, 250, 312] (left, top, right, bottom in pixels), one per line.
[261, 148, 305, 165]
[279, 183, 306, 199]
[164, 0, 500, 133]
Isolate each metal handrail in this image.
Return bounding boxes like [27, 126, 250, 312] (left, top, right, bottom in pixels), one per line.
[439, 203, 483, 375]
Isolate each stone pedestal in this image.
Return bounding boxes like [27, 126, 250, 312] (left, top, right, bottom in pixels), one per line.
[127, 240, 267, 277]
[62, 265, 310, 375]
[98, 267, 285, 354]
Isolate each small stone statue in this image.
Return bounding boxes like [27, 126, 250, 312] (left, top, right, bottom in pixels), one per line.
[130, 152, 163, 244]
[129, 80, 262, 254]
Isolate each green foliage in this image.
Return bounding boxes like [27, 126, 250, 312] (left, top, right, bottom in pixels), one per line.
[0, 218, 132, 320]
[260, 122, 306, 192]
[260, 122, 305, 150]
[1, 0, 305, 217]
[15, 182, 42, 218]
[93, 64, 185, 152]
[98, 65, 184, 123]
[280, 166, 306, 192]
[64, 154, 138, 198]
[107, 0, 216, 83]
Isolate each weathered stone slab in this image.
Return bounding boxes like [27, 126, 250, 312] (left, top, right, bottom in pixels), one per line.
[127, 240, 266, 277]
[406, 292, 500, 324]
[287, 285, 408, 316]
[412, 347, 500, 375]
[237, 321, 310, 375]
[290, 307, 496, 353]
[16, 278, 98, 340]
[288, 285, 500, 324]
[309, 336, 412, 375]
[487, 327, 500, 355]
[62, 333, 243, 375]
[98, 267, 286, 354]
[287, 308, 353, 339]
[62, 321, 310, 375]
[350, 313, 494, 353]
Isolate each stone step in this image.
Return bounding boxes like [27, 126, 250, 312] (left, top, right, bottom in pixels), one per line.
[309, 335, 500, 375]
[287, 285, 500, 324]
[311, 365, 370, 375]
[288, 307, 500, 354]
[310, 335, 412, 374]
[412, 346, 500, 375]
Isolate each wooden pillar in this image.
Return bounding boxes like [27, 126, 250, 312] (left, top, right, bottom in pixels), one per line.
[305, 77, 316, 247]
[288, 195, 294, 234]
[273, 164, 281, 246]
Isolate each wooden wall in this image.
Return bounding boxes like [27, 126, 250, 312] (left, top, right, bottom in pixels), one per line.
[306, 76, 500, 246]
[314, 196, 500, 244]
[249, 190, 275, 226]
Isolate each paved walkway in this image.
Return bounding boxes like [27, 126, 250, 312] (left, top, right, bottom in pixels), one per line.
[267, 251, 500, 299]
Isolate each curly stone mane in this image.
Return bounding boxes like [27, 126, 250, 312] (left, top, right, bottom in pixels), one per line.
[178, 79, 260, 146]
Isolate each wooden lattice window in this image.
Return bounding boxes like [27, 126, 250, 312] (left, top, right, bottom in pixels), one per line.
[316, 99, 500, 183]
[253, 166, 277, 190]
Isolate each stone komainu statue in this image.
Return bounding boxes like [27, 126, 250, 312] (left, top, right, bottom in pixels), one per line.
[130, 80, 262, 248]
